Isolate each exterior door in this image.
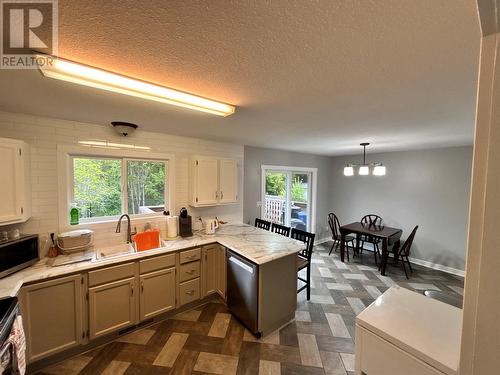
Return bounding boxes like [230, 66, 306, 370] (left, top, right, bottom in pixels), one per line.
[262, 167, 315, 232]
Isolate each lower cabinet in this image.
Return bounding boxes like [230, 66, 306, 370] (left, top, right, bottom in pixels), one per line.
[215, 245, 226, 299]
[202, 244, 226, 299]
[140, 267, 176, 321]
[20, 274, 83, 363]
[88, 277, 136, 340]
[202, 245, 218, 297]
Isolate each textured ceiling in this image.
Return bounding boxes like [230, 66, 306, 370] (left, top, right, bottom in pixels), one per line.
[0, 0, 481, 155]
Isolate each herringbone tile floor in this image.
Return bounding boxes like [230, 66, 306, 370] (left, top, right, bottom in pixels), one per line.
[38, 243, 463, 375]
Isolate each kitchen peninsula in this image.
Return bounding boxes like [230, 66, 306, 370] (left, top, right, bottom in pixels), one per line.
[0, 223, 304, 369]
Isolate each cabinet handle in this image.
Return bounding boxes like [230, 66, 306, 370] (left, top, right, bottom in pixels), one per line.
[141, 281, 144, 293]
[186, 270, 195, 274]
[186, 290, 195, 296]
[131, 285, 134, 296]
[82, 331, 85, 339]
[215, 191, 219, 199]
[221, 191, 224, 199]
[186, 255, 196, 259]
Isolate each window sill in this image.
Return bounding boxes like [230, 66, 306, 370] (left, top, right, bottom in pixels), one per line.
[64, 213, 165, 229]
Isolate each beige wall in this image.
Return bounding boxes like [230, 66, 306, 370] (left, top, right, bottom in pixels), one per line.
[0, 111, 244, 255]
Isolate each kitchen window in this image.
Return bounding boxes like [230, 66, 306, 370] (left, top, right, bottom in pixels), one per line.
[71, 156, 168, 223]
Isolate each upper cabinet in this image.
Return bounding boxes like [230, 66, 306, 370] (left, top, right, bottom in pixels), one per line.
[0, 137, 31, 224]
[189, 156, 238, 207]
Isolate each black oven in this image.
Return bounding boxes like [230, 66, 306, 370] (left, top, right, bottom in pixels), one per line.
[0, 234, 38, 279]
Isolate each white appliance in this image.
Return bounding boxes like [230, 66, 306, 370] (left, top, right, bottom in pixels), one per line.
[205, 219, 218, 234]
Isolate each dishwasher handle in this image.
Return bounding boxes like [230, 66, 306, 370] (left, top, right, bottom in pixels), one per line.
[228, 254, 254, 274]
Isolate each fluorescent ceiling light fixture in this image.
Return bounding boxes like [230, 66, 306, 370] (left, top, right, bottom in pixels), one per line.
[78, 140, 151, 150]
[358, 166, 369, 175]
[343, 166, 354, 176]
[36, 55, 235, 117]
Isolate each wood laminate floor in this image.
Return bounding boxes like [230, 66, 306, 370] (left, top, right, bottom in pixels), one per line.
[36, 243, 464, 375]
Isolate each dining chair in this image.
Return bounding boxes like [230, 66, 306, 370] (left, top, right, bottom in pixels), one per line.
[291, 228, 315, 300]
[254, 218, 271, 230]
[327, 213, 355, 261]
[395, 225, 418, 279]
[360, 214, 383, 264]
[271, 222, 290, 237]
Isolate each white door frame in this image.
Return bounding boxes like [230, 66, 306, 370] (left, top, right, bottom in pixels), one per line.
[260, 165, 318, 233]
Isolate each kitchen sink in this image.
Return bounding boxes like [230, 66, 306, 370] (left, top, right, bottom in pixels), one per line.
[93, 243, 136, 261]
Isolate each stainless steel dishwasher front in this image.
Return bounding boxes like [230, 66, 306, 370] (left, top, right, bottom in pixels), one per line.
[226, 250, 259, 336]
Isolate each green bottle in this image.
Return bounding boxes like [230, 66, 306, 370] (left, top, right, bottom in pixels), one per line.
[70, 205, 80, 225]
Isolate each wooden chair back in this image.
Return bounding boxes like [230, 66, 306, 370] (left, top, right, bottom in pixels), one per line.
[254, 218, 271, 230]
[399, 225, 418, 257]
[361, 214, 382, 227]
[271, 222, 290, 237]
[328, 213, 342, 240]
[291, 228, 315, 261]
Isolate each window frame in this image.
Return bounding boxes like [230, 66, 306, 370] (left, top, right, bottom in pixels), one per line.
[58, 144, 175, 230]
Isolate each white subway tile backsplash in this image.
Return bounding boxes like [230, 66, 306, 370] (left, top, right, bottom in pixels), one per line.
[0, 110, 243, 250]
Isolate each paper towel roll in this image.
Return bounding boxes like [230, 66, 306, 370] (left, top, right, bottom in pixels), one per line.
[166, 215, 178, 238]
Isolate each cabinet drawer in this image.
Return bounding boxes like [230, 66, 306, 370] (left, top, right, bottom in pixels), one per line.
[179, 261, 200, 282]
[180, 248, 201, 264]
[139, 253, 176, 274]
[179, 278, 200, 305]
[88, 262, 135, 287]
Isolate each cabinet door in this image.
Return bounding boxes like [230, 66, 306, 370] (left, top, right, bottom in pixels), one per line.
[140, 267, 176, 321]
[88, 277, 136, 340]
[202, 245, 218, 297]
[195, 157, 219, 205]
[20, 275, 83, 363]
[0, 140, 23, 223]
[216, 245, 227, 299]
[219, 159, 238, 203]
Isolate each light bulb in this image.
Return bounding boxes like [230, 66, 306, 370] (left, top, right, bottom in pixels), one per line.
[373, 165, 386, 176]
[343, 166, 354, 176]
[359, 166, 369, 175]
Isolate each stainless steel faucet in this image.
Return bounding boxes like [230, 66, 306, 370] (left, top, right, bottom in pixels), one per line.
[115, 214, 136, 243]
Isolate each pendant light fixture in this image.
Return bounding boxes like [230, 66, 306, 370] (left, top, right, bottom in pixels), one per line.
[343, 143, 386, 176]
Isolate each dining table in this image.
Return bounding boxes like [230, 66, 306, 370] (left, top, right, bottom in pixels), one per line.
[339, 222, 403, 276]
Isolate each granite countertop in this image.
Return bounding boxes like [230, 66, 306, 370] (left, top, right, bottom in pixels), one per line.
[0, 223, 304, 299]
[356, 286, 462, 375]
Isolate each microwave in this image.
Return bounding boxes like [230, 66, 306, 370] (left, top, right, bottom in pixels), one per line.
[0, 234, 39, 279]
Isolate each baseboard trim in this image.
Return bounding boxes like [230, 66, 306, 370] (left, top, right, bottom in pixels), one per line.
[408, 257, 465, 277]
[315, 237, 331, 245]
[315, 238, 465, 277]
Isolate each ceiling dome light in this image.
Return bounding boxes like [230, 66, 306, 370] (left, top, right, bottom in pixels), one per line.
[111, 121, 138, 137]
[358, 166, 369, 175]
[343, 166, 354, 176]
[373, 165, 386, 176]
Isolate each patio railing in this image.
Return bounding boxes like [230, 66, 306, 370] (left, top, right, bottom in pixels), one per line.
[263, 195, 285, 223]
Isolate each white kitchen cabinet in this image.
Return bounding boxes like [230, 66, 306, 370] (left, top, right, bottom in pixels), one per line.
[0, 137, 31, 224]
[219, 159, 238, 203]
[189, 156, 238, 207]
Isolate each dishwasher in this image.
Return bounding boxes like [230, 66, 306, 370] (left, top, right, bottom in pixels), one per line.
[226, 250, 260, 336]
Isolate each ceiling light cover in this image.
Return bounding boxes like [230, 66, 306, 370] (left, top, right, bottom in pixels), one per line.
[343, 166, 354, 176]
[36, 55, 235, 117]
[373, 165, 386, 176]
[358, 166, 369, 175]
